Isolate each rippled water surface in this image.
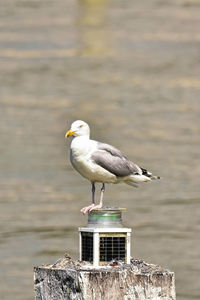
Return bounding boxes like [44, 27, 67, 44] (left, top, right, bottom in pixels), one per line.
[0, 1, 200, 299]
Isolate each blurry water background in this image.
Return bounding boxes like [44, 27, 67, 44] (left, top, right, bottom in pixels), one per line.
[0, 0, 200, 299]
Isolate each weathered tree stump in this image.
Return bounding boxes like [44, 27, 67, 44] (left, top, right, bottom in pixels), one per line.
[34, 255, 176, 300]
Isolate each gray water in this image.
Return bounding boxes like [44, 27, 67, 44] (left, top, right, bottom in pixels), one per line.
[0, 0, 200, 299]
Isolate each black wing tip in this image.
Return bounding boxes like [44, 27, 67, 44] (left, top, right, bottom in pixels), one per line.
[151, 175, 161, 180]
[140, 167, 160, 180]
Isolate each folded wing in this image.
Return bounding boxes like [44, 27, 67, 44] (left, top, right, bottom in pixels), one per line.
[91, 142, 142, 177]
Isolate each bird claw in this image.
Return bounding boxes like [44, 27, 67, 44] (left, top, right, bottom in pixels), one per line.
[89, 204, 102, 211]
[80, 203, 102, 214]
[80, 204, 95, 214]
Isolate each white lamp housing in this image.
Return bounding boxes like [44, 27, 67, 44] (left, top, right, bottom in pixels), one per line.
[78, 207, 132, 267]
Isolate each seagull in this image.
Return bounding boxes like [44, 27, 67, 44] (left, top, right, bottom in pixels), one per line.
[65, 120, 160, 214]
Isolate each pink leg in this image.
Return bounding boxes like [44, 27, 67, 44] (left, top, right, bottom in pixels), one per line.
[80, 183, 105, 214]
[89, 183, 105, 212]
[80, 183, 95, 214]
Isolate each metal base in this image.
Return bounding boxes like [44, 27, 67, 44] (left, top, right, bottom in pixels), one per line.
[79, 206, 131, 267]
[88, 206, 126, 228]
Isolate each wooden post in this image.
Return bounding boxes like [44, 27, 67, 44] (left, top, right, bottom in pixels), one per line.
[34, 256, 176, 300]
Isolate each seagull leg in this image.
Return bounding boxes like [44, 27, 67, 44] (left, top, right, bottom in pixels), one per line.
[92, 182, 95, 204]
[80, 182, 96, 214]
[89, 183, 105, 211]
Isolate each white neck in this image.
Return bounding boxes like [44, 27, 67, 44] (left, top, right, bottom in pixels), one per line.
[71, 135, 90, 156]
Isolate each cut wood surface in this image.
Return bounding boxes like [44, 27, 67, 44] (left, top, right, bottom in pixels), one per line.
[34, 256, 176, 300]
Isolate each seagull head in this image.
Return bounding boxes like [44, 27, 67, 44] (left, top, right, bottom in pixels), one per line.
[65, 120, 90, 138]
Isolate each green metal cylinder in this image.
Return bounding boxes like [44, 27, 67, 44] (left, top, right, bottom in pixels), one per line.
[87, 206, 126, 228]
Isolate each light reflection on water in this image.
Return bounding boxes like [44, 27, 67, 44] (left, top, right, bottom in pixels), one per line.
[0, 0, 200, 300]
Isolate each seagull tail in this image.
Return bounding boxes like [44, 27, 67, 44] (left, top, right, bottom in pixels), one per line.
[125, 181, 139, 188]
[150, 174, 160, 180]
[140, 167, 160, 180]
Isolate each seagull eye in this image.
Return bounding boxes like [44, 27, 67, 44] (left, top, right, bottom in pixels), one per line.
[79, 125, 83, 128]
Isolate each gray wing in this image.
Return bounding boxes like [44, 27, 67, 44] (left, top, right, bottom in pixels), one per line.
[91, 142, 141, 177]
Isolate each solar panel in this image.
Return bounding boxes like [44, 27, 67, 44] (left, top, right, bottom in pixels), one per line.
[81, 232, 93, 261]
[100, 234, 126, 262]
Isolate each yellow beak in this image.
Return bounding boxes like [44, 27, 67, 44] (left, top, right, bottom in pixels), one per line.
[65, 129, 75, 138]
